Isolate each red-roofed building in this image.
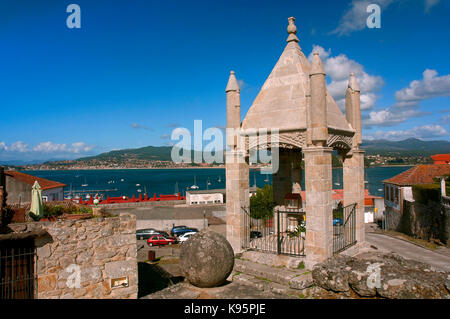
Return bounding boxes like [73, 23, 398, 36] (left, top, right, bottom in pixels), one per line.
[382, 162, 450, 229]
[431, 154, 450, 164]
[4, 170, 66, 204]
[299, 188, 384, 222]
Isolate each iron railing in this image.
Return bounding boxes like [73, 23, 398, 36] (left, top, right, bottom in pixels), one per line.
[0, 240, 37, 299]
[333, 203, 357, 255]
[243, 207, 305, 257]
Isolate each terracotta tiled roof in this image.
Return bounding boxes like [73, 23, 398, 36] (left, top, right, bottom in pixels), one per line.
[5, 170, 66, 190]
[431, 154, 450, 163]
[382, 164, 450, 186]
[300, 188, 380, 206]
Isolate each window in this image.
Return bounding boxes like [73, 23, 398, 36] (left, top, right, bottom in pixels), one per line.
[389, 187, 394, 202]
[394, 188, 399, 204]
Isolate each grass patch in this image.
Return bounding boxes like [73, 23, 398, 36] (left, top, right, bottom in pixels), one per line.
[297, 261, 305, 270]
[384, 230, 439, 250]
[255, 276, 271, 283]
[297, 293, 306, 299]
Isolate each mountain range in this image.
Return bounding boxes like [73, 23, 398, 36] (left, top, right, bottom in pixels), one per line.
[60, 138, 450, 163]
[3, 138, 450, 167]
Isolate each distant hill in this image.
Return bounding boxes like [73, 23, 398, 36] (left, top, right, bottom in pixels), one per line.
[360, 138, 450, 156]
[29, 138, 449, 168]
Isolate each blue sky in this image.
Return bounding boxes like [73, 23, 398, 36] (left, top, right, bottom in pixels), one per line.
[1, 0, 449, 162]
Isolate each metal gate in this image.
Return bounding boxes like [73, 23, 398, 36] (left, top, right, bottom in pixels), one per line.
[243, 208, 305, 257]
[333, 203, 357, 255]
[0, 239, 37, 299]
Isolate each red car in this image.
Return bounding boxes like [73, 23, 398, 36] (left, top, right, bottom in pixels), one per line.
[147, 234, 176, 247]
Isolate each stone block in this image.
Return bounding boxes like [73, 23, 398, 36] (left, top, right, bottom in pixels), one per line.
[105, 260, 136, 279]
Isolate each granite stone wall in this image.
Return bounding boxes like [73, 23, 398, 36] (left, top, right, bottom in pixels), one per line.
[10, 213, 138, 299]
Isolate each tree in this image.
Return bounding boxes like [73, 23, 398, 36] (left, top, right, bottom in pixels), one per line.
[250, 184, 275, 220]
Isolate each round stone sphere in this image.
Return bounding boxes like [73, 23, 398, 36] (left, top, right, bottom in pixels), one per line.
[179, 230, 234, 288]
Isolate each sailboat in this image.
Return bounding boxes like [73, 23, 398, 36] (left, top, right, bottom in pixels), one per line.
[81, 177, 88, 187]
[264, 174, 269, 183]
[190, 176, 199, 189]
[218, 176, 222, 183]
[174, 181, 179, 195]
[207, 178, 211, 186]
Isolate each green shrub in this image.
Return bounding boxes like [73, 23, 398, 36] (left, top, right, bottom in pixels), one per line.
[250, 184, 275, 220]
[412, 184, 441, 204]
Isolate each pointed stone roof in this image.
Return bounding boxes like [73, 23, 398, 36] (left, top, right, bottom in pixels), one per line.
[242, 18, 353, 133]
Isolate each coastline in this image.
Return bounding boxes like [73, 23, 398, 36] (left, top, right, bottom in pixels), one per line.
[21, 164, 416, 171]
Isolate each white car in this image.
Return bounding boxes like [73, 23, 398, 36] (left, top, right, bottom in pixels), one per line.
[178, 232, 198, 243]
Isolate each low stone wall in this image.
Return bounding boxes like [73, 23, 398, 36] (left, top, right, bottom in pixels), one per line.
[98, 200, 184, 209]
[9, 214, 138, 299]
[399, 200, 449, 245]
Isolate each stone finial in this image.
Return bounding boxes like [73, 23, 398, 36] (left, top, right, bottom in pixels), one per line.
[286, 16, 299, 43]
[225, 70, 240, 92]
[310, 52, 325, 75]
[349, 72, 360, 92]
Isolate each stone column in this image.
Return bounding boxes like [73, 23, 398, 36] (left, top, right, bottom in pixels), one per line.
[343, 149, 365, 243]
[303, 146, 333, 266]
[344, 72, 365, 244]
[226, 150, 249, 254]
[225, 71, 249, 254]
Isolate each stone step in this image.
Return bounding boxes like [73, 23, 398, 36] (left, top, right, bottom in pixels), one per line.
[232, 272, 300, 298]
[233, 258, 313, 291]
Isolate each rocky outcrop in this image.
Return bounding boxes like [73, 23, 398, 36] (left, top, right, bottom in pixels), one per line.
[312, 252, 450, 299]
[179, 230, 234, 288]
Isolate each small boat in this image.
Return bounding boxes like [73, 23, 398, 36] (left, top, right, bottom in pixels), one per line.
[190, 176, 199, 189]
[218, 176, 222, 183]
[137, 189, 142, 193]
[334, 182, 341, 186]
[264, 174, 269, 183]
[120, 179, 124, 182]
[207, 178, 211, 186]
[378, 188, 383, 192]
[174, 182, 179, 195]
[136, 183, 141, 187]
[81, 177, 88, 187]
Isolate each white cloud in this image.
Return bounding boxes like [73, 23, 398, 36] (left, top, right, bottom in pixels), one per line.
[160, 134, 170, 139]
[33, 142, 67, 153]
[425, 0, 440, 13]
[331, 0, 394, 36]
[364, 69, 450, 127]
[0, 142, 7, 151]
[394, 69, 450, 105]
[363, 108, 428, 127]
[308, 45, 384, 111]
[70, 142, 95, 154]
[364, 124, 448, 140]
[331, 0, 440, 35]
[441, 114, 450, 124]
[10, 141, 29, 152]
[131, 123, 153, 131]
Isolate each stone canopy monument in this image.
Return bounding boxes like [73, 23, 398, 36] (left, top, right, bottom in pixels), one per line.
[225, 17, 365, 266]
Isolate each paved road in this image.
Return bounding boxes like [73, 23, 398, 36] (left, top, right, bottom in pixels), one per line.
[366, 232, 450, 272]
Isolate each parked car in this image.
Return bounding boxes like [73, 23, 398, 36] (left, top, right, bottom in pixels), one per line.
[171, 225, 199, 237]
[250, 231, 262, 239]
[155, 230, 178, 242]
[178, 232, 198, 243]
[136, 228, 158, 240]
[147, 234, 176, 247]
